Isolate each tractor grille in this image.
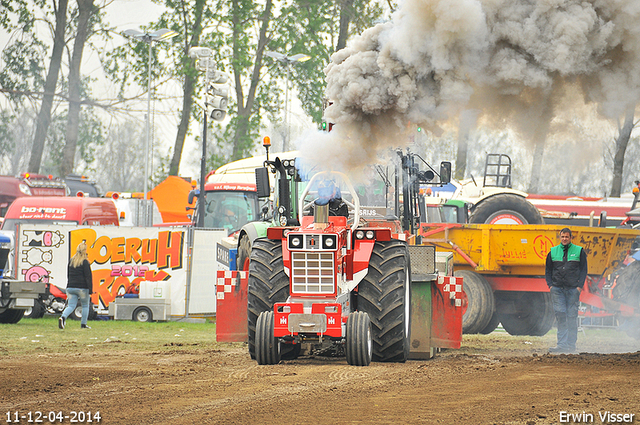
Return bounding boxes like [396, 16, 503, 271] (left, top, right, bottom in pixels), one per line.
[291, 251, 335, 294]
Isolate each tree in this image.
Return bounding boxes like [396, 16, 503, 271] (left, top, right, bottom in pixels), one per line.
[609, 107, 637, 197]
[29, 0, 69, 173]
[61, 0, 96, 177]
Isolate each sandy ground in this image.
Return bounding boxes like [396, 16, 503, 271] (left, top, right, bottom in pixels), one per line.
[1, 332, 639, 425]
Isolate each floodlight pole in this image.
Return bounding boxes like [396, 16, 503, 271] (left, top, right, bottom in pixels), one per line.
[123, 28, 177, 225]
[145, 39, 152, 215]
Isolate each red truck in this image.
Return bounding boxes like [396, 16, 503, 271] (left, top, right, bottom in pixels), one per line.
[0, 173, 68, 217]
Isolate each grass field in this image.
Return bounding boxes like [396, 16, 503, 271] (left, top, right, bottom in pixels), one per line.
[0, 316, 242, 356]
[2, 317, 637, 358]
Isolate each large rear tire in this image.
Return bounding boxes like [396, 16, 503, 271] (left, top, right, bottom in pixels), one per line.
[469, 194, 544, 225]
[346, 311, 372, 366]
[498, 291, 554, 336]
[454, 270, 495, 334]
[357, 240, 411, 363]
[247, 238, 290, 359]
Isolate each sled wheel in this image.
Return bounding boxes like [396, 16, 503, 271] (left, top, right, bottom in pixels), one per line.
[346, 311, 372, 366]
[469, 194, 544, 224]
[358, 240, 411, 362]
[133, 307, 153, 322]
[247, 238, 289, 359]
[255, 311, 280, 365]
[479, 310, 501, 334]
[499, 292, 554, 336]
[454, 270, 495, 334]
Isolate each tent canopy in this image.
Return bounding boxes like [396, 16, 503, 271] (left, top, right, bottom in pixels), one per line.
[148, 176, 195, 223]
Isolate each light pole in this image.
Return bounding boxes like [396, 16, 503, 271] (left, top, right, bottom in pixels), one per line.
[265, 51, 311, 151]
[189, 47, 230, 228]
[123, 28, 178, 225]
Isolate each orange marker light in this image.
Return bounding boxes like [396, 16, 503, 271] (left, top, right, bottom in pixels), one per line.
[263, 136, 271, 147]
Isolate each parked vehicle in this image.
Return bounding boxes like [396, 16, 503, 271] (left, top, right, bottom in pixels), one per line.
[419, 222, 640, 336]
[0, 173, 67, 217]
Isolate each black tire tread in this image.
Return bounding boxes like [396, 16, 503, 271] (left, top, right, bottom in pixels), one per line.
[247, 238, 289, 359]
[255, 311, 280, 365]
[498, 292, 554, 336]
[357, 240, 410, 363]
[346, 311, 372, 366]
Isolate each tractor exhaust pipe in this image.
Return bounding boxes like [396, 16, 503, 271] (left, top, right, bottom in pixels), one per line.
[314, 203, 329, 229]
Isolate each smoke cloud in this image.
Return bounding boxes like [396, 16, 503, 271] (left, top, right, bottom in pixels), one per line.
[297, 0, 640, 175]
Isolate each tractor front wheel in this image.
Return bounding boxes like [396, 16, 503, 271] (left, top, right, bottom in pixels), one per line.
[346, 311, 372, 366]
[255, 311, 281, 365]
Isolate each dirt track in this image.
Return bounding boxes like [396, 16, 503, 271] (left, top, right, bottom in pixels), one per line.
[1, 332, 640, 425]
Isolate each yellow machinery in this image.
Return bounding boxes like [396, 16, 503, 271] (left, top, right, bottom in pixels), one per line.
[418, 223, 640, 337]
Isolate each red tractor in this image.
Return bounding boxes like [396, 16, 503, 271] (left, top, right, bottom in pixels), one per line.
[248, 170, 418, 366]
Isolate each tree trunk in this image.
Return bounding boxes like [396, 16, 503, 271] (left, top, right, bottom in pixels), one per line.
[454, 110, 477, 180]
[28, 0, 68, 173]
[168, 0, 206, 176]
[336, 0, 354, 52]
[231, 0, 272, 161]
[528, 141, 545, 194]
[455, 132, 468, 180]
[61, 0, 94, 178]
[610, 107, 636, 197]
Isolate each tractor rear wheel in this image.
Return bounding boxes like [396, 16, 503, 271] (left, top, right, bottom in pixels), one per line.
[498, 292, 554, 336]
[357, 240, 411, 363]
[247, 238, 290, 359]
[469, 194, 544, 224]
[346, 311, 372, 366]
[255, 311, 281, 365]
[454, 270, 495, 334]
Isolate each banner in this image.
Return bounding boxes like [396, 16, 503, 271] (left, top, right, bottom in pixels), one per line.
[16, 224, 189, 315]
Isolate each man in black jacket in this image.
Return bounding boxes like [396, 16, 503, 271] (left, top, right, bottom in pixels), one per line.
[545, 228, 588, 353]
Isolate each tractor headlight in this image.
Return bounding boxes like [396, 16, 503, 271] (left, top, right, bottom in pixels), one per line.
[365, 230, 375, 239]
[355, 230, 364, 240]
[278, 205, 286, 214]
[288, 235, 303, 249]
[322, 235, 337, 249]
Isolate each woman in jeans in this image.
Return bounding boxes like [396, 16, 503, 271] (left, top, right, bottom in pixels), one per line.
[59, 241, 93, 329]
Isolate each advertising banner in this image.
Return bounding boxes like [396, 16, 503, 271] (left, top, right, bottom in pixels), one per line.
[16, 224, 191, 316]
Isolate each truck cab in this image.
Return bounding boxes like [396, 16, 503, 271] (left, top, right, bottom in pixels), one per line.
[0, 173, 68, 217]
[1, 196, 119, 231]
